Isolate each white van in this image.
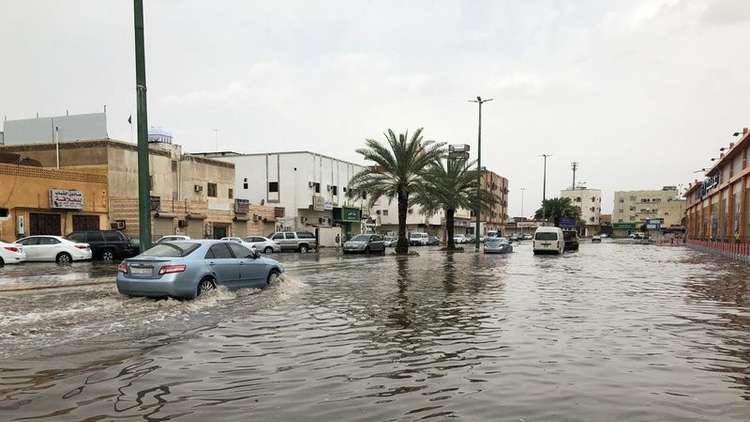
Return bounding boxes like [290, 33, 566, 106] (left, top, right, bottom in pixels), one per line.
[533, 227, 564, 255]
[409, 232, 429, 246]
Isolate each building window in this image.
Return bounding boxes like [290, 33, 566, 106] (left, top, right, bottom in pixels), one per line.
[361, 191, 367, 200]
[269, 182, 279, 193]
[376, 210, 381, 215]
[619, 199, 624, 203]
[207, 183, 217, 198]
[228, 188, 233, 199]
[331, 186, 338, 196]
[243, 178, 248, 189]
[314, 182, 321, 193]
[383, 210, 389, 216]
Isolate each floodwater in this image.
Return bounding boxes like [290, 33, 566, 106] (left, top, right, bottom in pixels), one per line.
[1, 242, 750, 421]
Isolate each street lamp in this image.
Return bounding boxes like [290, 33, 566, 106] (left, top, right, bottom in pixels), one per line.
[469, 96, 492, 251]
[520, 187, 526, 218]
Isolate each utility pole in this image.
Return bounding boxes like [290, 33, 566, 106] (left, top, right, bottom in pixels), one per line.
[540, 154, 551, 219]
[134, 0, 152, 250]
[571, 161, 578, 190]
[520, 187, 526, 218]
[470, 96, 492, 251]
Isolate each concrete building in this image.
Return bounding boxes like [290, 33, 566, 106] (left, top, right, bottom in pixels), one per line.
[481, 170, 509, 233]
[612, 186, 685, 237]
[0, 139, 276, 241]
[2, 112, 108, 145]
[560, 187, 601, 236]
[370, 201, 445, 238]
[0, 155, 108, 241]
[685, 128, 750, 261]
[192, 151, 372, 239]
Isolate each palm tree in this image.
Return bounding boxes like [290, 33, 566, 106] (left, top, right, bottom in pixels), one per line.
[350, 128, 445, 254]
[534, 197, 580, 226]
[412, 157, 495, 250]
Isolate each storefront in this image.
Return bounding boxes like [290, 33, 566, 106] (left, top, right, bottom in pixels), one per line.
[333, 207, 361, 239]
[612, 222, 637, 238]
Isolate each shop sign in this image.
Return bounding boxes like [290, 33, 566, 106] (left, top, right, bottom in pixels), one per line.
[49, 189, 84, 209]
[517, 222, 540, 228]
[333, 207, 361, 222]
[324, 200, 334, 211]
[559, 217, 576, 229]
[700, 175, 719, 199]
[312, 195, 325, 211]
[150, 196, 161, 211]
[234, 199, 250, 214]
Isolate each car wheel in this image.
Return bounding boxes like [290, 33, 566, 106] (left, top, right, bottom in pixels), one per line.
[264, 246, 273, 254]
[197, 277, 216, 297]
[101, 249, 115, 262]
[56, 252, 72, 264]
[364, 246, 370, 254]
[266, 269, 280, 286]
[299, 244, 309, 253]
[0, 257, 4, 267]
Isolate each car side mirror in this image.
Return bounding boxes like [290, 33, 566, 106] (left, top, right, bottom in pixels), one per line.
[249, 250, 260, 259]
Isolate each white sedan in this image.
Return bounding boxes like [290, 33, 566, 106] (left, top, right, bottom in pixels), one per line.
[243, 236, 281, 254]
[15, 235, 92, 264]
[0, 241, 26, 265]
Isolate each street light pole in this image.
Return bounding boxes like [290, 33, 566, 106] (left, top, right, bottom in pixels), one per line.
[540, 154, 551, 219]
[470, 96, 493, 251]
[133, 0, 152, 250]
[520, 187, 526, 218]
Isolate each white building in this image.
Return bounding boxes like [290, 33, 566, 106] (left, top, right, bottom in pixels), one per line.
[193, 151, 373, 238]
[560, 187, 602, 236]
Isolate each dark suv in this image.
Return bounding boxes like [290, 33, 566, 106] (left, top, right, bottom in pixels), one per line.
[67, 230, 138, 261]
[562, 230, 579, 252]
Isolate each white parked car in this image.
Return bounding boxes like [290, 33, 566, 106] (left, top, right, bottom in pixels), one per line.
[0, 241, 26, 265]
[243, 236, 281, 254]
[15, 235, 92, 263]
[156, 235, 191, 244]
[409, 232, 429, 246]
[453, 234, 467, 244]
[532, 227, 564, 255]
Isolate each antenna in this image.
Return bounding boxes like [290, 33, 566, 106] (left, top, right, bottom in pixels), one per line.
[571, 161, 579, 189]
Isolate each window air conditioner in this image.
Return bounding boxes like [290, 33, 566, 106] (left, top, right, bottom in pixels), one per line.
[308, 181, 314, 188]
[194, 185, 203, 192]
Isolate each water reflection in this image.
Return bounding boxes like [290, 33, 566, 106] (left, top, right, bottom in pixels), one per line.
[1, 245, 750, 420]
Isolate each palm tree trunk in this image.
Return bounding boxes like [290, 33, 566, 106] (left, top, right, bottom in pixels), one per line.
[446, 208, 456, 249]
[396, 191, 409, 254]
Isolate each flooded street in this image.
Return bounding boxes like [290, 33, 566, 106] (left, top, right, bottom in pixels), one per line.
[2, 242, 750, 421]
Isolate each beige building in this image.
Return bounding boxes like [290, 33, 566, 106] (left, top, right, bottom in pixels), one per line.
[613, 186, 685, 235]
[480, 170, 509, 233]
[1, 139, 277, 240]
[560, 187, 601, 236]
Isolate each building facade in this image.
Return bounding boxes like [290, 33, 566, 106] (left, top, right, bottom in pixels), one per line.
[193, 151, 372, 239]
[685, 128, 750, 260]
[612, 187, 685, 237]
[0, 157, 108, 241]
[0, 139, 275, 241]
[2, 112, 108, 145]
[481, 170, 509, 233]
[560, 187, 601, 236]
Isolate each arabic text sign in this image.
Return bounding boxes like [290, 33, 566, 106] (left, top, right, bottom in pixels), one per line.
[49, 189, 84, 209]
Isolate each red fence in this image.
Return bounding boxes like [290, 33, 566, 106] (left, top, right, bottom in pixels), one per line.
[687, 239, 750, 262]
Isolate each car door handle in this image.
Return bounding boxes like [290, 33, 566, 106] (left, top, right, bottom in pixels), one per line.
[209, 261, 216, 266]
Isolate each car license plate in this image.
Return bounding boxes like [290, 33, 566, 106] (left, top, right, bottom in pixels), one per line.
[541, 242, 550, 246]
[130, 267, 152, 275]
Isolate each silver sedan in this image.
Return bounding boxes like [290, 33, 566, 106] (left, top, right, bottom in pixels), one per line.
[243, 236, 281, 254]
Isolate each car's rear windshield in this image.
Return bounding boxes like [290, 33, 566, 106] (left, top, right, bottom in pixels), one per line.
[351, 235, 369, 241]
[535, 232, 558, 241]
[141, 242, 200, 257]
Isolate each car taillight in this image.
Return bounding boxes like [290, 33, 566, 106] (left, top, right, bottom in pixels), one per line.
[75, 244, 89, 249]
[117, 263, 129, 273]
[4, 246, 19, 253]
[159, 264, 187, 275]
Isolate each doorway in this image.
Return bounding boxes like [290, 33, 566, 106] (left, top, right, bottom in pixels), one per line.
[213, 223, 229, 239]
[72, 215, 100, 232]
[29, 213, 62, 236]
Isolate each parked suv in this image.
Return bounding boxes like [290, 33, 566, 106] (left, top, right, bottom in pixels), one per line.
[67, 230, 138, 261]
[268, 231, 317, 253]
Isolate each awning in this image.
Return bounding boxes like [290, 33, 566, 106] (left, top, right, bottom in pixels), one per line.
[187, 213, 207, 220]
[153, 212, 177, 218]
[233, 215, 250, 222]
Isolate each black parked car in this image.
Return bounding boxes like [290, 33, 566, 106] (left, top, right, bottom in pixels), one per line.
[66, 230, 139, 261]
[562, 230, 579, 252]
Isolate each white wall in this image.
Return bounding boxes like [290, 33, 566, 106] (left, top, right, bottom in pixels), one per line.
[561, 188, 602, 225]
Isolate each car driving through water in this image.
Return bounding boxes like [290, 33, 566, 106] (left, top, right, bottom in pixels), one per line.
[116, 240, 284, 299]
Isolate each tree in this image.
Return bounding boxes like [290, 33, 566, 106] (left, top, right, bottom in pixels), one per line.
[350, 128, 445, 254]
[412, 157, 495, 250]
[534, 197, 580, 226]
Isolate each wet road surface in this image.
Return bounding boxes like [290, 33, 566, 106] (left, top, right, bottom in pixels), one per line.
[1, 242, 750, 421]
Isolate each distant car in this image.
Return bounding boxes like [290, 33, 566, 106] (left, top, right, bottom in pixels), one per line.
[268, 231, 317, 253]
[563, 230, 579, 251]
[15, 235, 92, 263]
[0, 241, 26, 266]
[343, 234, 386, 254]
[592, 235, 602, 243]
[427, 235, 440, 246]
[484, 237, 513, 254]
[486, 231, 501, 239]
[156, 235, 191, 244]
[523, 234, 533, 240]
[382, 236, 397, 247]
[409, 232, 429, 246]
[453, 234, 467, 244]
[600, 233, 609, 238]
[243, 236, 281, 254]
[116, 240, 284, 299]
[532, 227, 564, 255]
[67, 230, 138, 261]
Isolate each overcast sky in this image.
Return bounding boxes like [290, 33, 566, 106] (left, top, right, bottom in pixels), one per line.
[2, 0, 750, 214]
